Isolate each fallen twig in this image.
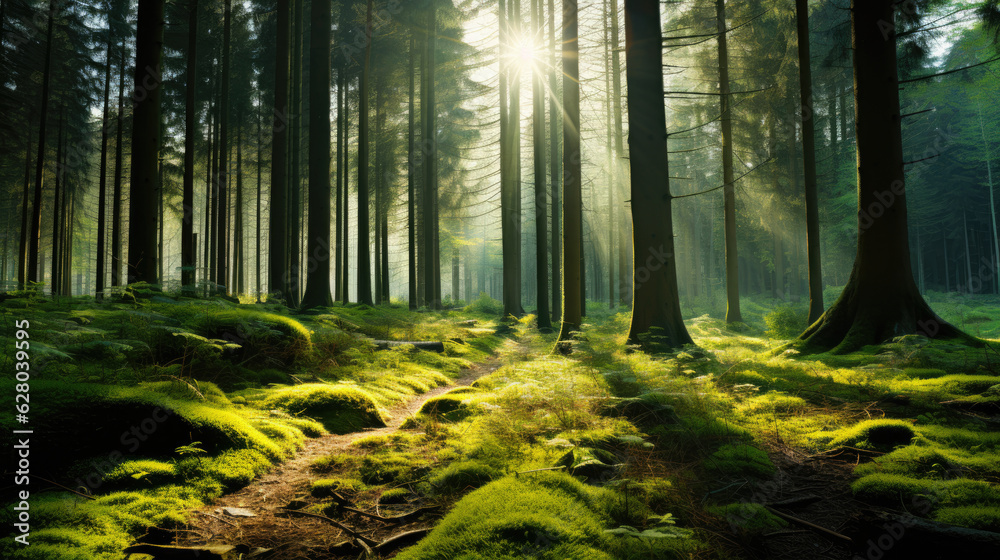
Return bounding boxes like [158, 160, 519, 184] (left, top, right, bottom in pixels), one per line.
[765, 506, 852, 543]
[276, 508, 378, 547]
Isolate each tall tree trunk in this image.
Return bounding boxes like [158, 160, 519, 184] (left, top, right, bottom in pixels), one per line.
[182, 0, 198, 294]
[800, 0, 969, 351]
[603, 0, 615, 310]
[796, 0, 823, 322]
[501, 0, 523, 317]
[288, 0, 303, 305]
[717, 0, 741, 323]
[611, 0, 628, 306]
[300, 0, 334, 309]
[532, 0, 551, 329]
[979, 104, 999, 294]
[235, 121, 244, 294]
[548, 0, 561, 322]
[269, 0, 290, 301]
[963, 210, 973, 293]
[127, 0, 164, 285]
[27, 0, 55, 284]
[624, 0, 693, 348]
[112, 44, 125, 287]
[422, 5, 439, 309]
[96, 31, 113, 297]
[335, 67, 344, 302]
[408, 33, 417, 310]
[341, 74, 351, 303]
[557, 0, 582, 342]
[357, 0, 374, 306]
[17, 122, 31, 289]
[256, 100, 262, 301]
[51, 112, 63, 294]
[215, 0, 231, 294]
[374, 77, 384, 304]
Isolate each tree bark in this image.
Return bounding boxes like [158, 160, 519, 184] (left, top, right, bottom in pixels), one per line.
[548, 0, 561, 323]
[214, 0, 231, 294]
[127, 0, 164, 285]
[300, 0, 334, 309]
[17, 121, 30, 289]
[357, 0, 375, 306]
[532, 0, 551, 329]
[112, 42, 125, 287]
[500, 0, 523, 318]
[408, 33, 417, 310]
[557, 0, 582, 342]
[717, 0, 741, 323]
[623, 0, 693, 349]
[796, 0, 824, 323]
[51, 112, 63, 294]
[27, 0, 55, 285]
[799, 0, 970, 352]
[182, 0, 198, 295]
[421, 6, 439, 309]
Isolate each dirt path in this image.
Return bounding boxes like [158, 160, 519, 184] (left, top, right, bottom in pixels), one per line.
[170, 360, 500, 560]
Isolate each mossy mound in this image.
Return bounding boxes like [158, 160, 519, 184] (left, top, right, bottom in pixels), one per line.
[417, 394, 476, 422]
[359, 453, 430, 485]
[311, 478, 366, 497]
[934, 506, 1000, 531]
[429, 460, 502, 493]
[395, 471, 696, 560]
[851, 474, 1000, 507]
[186, 309, 312, 363]
[708, 503, 788, 533]
[263, 384, 387, 433]
[825, 419, 917, 451]
[705, 443, 776, 478]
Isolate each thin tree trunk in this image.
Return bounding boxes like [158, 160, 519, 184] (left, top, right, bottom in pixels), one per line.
[717, 0, 741, 322]
[979, 104, 999, 295]
[532, 0, 550, 328]
[612, 0, 628, 306]
[335, 67, 344, 302]
[215, 0, 231, 294]
[51, 112, 64, 294]
[796, 0, 823, 322]
[112, 43, 125, 287]
[256, 100, 262, 301]
[300, 0, 334, 308]
[548, 0, 561, 322]
[422, 5, 439, 309]
[27, 0, 55, 284]
[235, 120, 244, 294]
[557, 0, 582, 342]
[287, 0, 303, 305]
[357, 0, 374, 306]
[269, 0, 289, 301]
[182, 0, 198, 294]
[603, 0, 615, 310]
[407, 34, 417, 310]
[17, 122, 31, 289]
[341, 74, 351, 303]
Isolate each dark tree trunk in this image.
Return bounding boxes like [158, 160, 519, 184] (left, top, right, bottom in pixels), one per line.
[300, 0, 334, 309]
[557, 0, 582, 342]
[548, 0, 561, 323]
[357, 0, 374, 306]
[127, 0, 164, 285]
[269, 0, 290, 301]
[287, 0, 303, 304]
[611, 0, 628, 306]
[341, 74, 351, 303]
[624, 0, 693, 348]
[256, 102, 262, 301]
[717, 0, 741, 323]
[51, 112, 63, 294]
[799, 0, 970, 351]
[501, 0, 523, 318]
[532, 0, 550, 329]
[17, 122, 30, 289]
[112, 44, 125, 287]
[796, 0, 823, 323]
[408, 33, 417, 310]
[96, 32, 112, 297]
[335, 67, 344, 302]
[182, 0, 198, 294]
[27, 0, 55, 284]
[215, 0, 231, 294]
[422, 6, 439, 309]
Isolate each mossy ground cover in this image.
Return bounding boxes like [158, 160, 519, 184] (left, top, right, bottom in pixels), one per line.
[4, 290, 1000, 558]
[0, 293, 498, 560]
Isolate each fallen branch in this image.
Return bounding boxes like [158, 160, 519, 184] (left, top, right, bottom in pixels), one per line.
[376, 528, 433, 552]
[276, 508, 378, 547]
[194, 510, 238, 527]
[765, 506, 853, 544]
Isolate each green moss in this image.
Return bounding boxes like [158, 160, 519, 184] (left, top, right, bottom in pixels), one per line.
[351, 432, 413, 450]
[418, 394, 477, 422]
[312, 478, 367, 497]
[379, 487, 413, 504]
[736, 393, 808, 415]
[429, 460, 502, 493]
[708, 503, 788, 533]
[823, 419, 917, 451]
[396, 472, 696, 560]
[934, 506, 1000, 531]
[101, 460, 177, 489]
[706, 443, 776, 478]
[851, 474, 1000, 507]
[359, 453, 429, 485]
[263, 384, 387, 433]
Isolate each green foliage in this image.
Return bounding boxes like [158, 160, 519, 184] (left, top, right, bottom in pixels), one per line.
[464, 292, 503, 316]
[706, 443, 776, 478]
[707, 503, 787, 533]
[763, 305, 808, 339]
[429, 460, 502, 493]
[311, 478, 367, 497]
[823, 419, 917, 451]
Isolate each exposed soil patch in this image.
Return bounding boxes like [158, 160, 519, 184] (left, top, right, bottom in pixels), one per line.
[163, 360, 499, 560]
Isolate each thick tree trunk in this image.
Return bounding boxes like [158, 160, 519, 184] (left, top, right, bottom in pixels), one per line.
[27, 0, 55, 285]
[300, 0, 334, 309]
[500, 0, 523, 318]
[17, 122, 30, 289]
[127, 0, 163, 285]
[181, 0, 198, 294]
[287, 0, 303, 305]
[557, 0, 582, 342]
[800, 0, 969, 352]
[796, 0, 824, 323]
[357, 0, 374, 306]
[623, 0, 693, 349]
[532, 0, 551, 329]
[611, 0, 628, 307]
[717, 0, 741, 323]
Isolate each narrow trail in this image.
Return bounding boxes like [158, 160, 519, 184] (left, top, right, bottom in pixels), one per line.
[173, 358, 501, 559]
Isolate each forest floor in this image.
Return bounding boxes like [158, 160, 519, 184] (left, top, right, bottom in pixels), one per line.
[2, 289, 1000, 560]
